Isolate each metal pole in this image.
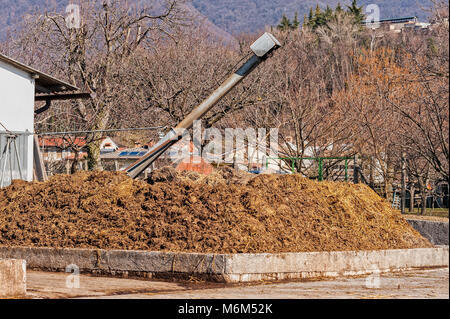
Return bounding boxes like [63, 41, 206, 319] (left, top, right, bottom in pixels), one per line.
[12, 137, 23, 180]
[353, 155, 359, 184]
[318, 158, 323, 181]
[345, 159, 348, 182]
[33, 135, 48, 181]
[126, 33, 281, 179]
[0, 139, 10, 187]
[126, 56, 263, 178]
[9, 139, 13, 183]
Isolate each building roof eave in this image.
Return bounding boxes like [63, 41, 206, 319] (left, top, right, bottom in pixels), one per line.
[0, 53, 79, 93]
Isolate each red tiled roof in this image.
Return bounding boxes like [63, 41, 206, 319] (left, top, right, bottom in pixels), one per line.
[39, 136, 87, 148]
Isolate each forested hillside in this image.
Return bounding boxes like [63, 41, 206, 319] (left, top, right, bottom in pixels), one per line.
[191, 0, 432, 34]
[1, 0, 433, 38]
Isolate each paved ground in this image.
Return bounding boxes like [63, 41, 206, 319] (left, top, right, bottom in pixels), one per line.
[25, 268, 449, 299]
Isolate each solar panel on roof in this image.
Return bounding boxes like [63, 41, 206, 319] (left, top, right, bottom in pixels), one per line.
[119, 151, 129, 156]
[129, 152, 139, 156]
[138, 152, 147, 156]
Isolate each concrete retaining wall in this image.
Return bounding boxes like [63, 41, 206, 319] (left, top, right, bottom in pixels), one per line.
[0, 259, 26, 298]
[0, 247, 227, 281]
[0, 246, 447, 283]
[223, 248, 449, 282]
[407, 219, 449, 245]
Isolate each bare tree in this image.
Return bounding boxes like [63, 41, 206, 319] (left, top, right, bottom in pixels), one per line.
[123, 29, 272, 135]
[237, 28, 357, 177]
[8, 0, 189, 170]
[385, 2, 449, 184]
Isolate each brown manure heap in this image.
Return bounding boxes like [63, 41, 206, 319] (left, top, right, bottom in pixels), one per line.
[0, 167, 432, 253]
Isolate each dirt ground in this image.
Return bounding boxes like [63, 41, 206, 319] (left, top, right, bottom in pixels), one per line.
[403, 214, 449, 223]
[0, 168, 432, 253]
[24, 268, 449, 299]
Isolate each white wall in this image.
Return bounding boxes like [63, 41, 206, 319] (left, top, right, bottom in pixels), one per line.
[0, 60, 35, 182]
[100, 137, 119, 151]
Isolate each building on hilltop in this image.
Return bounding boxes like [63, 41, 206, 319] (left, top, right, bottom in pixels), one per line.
[363, 16, 431, 33]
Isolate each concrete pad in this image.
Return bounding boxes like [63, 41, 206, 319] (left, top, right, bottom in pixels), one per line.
[92, 268, 448, 299]
[0, 259, 26, 298]
[24, 268, 449, 299]
[0, 246, 448, 283]
[26, 271, 185, 299]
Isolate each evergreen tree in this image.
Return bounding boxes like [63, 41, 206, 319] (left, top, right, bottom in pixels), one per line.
[277, 12, 300, 31]
[302, 1, 364, 30]
[325, 5, 333, 19]
[277, 13, 292, 31]
[346, 0, 365, 24]
[308, 7, 314, 21]
[314, 4, 322, 18]
[292, 11, 300, 29]
[313, 4, 326, 28]
[303, 13, 308, 28]
[306, 8, 314, 27]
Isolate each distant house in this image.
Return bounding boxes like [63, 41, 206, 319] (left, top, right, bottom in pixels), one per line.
[101, 140, 216, 173]
[100, 137, 120, 154]
[100, 141, 154, 171]
[0, 53, 80, 186]
[39, 136, 118, 161]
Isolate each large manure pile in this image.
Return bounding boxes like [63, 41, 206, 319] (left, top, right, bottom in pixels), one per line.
[0, 167, 432, 253]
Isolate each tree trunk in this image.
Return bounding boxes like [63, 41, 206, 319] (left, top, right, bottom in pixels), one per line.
[369, 157, 374, 188]
[386, 159, 395, 202]
[87, 137, 103, 171]
[409, 185, 415, 212]
[71, 158, 79, 174]
[70, 149, 80, 174]
[418, 178, 426, 215]
[86, 104, 110, 171]
[421, 190, 427, 215]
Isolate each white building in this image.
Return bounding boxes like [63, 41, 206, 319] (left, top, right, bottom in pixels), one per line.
[0, 53, 80, 186]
